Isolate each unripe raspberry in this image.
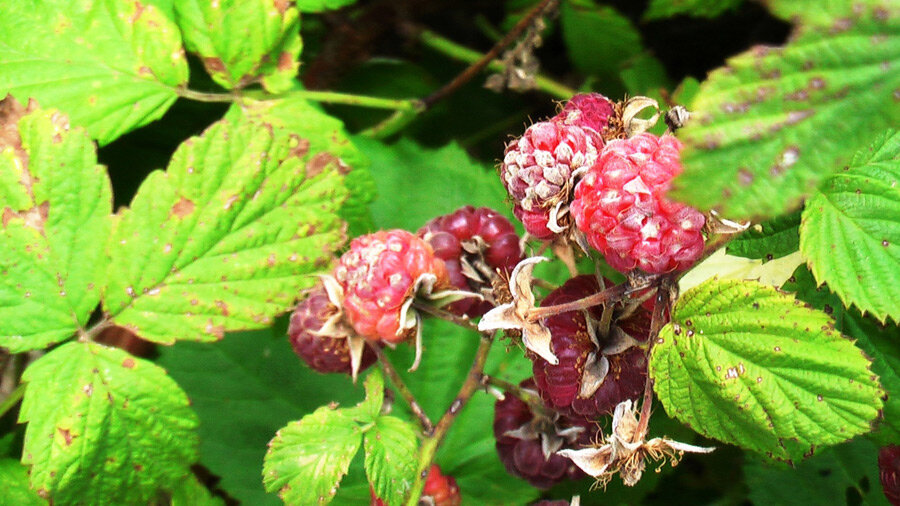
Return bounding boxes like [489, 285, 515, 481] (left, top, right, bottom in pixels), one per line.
[335, 230, 449, 343]
[500, 121, 601, 239]
[571, 133, 706, 274]
[880, 445, 900, 505]
[493, 379, 594, 489]
[554, 93, 615, 135]
[419, 206, 523, 316]
[287, 286, 376, 375]
[529, 275, 649, 417]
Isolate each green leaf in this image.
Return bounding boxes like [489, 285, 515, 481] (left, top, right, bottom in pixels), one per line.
[644, 0, 743, 20]
[103, 118, 347, 344]
[727, 210, 801, 260]
[560, 1, 642, 80]
[0, 458, 46, 505]
[364, 416, 418, 506]
[0, 98, 111, 353]
[18, 342, 198, 503]
[355, 137, 511, 232]
[744, 437, 889, 506]
[174, 0, 301, 93]
[170, 474, 226, 506]
[263, 406, 363, 505]
[763, 0, 879, 27]
[156, 325, 365, 505]
[226, 97, 375, 236]
[650, 278, 883, 462]
[800, 131, 900, 323]
[356, 368, 385, 422]
[0, 0, 188, 145]
[295, 0, 359, 13]
[673, 7, 900, 220]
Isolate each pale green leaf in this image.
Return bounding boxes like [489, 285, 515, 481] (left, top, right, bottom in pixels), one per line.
[353, 368, 384, 422]
[364, 416, 418, 506]
[263, 407, 362, 505]
[673, 7, 900, 220]
[762, 0, 893, 28]
[103, 118, 347, 344]
[227, 97, 375, 236]
[800, 131, 900, 323]
[169, 474, 226, 506]
[295, 0, 358, 12]
[18, 342, 198, 503]
[650, 278, 883, 462]
[745, 437, 889, 506]
[174, 0, 301, 93]
[0, 98, 111, 353]
[727, 210, 801, 260]
[0, 0, 188, 145]
[0, 458, 46, 506]
[644, 0, 743, 20]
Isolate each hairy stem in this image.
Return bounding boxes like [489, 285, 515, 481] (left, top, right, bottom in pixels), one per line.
[0, 382, 25, 419]
[373, 346, 433, 433]
[404, 331, 496, 505]
[418, 28, 575, 101]
[412, 301, 480, 333]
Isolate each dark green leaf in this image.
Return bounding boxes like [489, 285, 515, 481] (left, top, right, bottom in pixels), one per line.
[727, 210, 801, 260]
[644, 0, 743, 20]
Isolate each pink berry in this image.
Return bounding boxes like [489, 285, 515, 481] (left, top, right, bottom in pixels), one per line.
[419, 206, 523, 316]
[500, 121, 601, 239]
[493, 379, 594, 489]
[335, 230, 449, 343]
[880, 445, 900, 505]
[571, 133, 706, 274]
[529, 275, 649, 417]
[288, 285, 376, 375]
[554, 93, 616, 135]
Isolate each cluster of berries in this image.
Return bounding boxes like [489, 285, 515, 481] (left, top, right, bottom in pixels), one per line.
[286, 92, 707, 496]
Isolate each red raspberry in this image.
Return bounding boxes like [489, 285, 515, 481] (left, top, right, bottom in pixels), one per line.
[880, 445, 900, 505]
[419, 206, 523, 316]
[554, 93, 615, 135]
[529, 275, 649, 417]
[500, 121, 601, 239]
[571, 133, 706, 274]
[493, 379, 595, 489]
[287, 285, 376, 375]
[335, 230, 449, 343]
[369, 464, 460, 506]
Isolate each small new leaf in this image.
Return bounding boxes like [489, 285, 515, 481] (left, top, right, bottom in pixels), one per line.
[650, 278, 883, 462]
[0, 97, 112, 353]
[103, 118, 347, 344]
[263, 407, 363, 505]
[18, 342, 198, 503]
[364, 417, 418, 506]
[800, 130, 900, 323]
[352, 368, 385, 422]
[175, 0, 301, 93]
[0, 0, 188, 144]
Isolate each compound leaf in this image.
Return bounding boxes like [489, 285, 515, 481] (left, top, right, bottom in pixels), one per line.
[800, 130, 900, 323]
[174, 0, 301, 93]
[263, 407, 362, 505]
[0, 459, 46, 505]
[364, 416, 418, 506]
[18, 342, 198, 503]
[0, 98, 111, 353]
[0, 0, 188, 145]
[104, 118, 347, 344]
[673, 6, 900, 220]
[650, 278, 882, 462]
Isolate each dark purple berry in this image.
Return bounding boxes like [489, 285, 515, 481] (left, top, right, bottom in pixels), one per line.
[880, 445, 900, 505]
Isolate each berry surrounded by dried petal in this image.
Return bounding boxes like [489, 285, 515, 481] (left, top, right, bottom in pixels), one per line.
[419, 206, 523, 316]
[335, 230, 449, 344]
[288, 284, 376, 376]
[501, 121, 601, 239]
[571, 133, 706, 274]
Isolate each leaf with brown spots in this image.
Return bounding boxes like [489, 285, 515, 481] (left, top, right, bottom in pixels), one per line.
[800, 130, 900, 323]
[673, 3, 900, 220]
[174, 0, 301, 93]
[0, 97, 112, 353]
[0, 0, 188, 144]
[103, 117, 348, 344]
[650, 278, 883, 462]
[18, 341, 198, 504]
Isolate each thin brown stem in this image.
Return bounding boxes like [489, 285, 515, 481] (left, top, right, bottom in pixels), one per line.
[412, 301, 480, 333]
[528, 279, 653, 320]
[421, 0, 558, 109]
[635, 276, 676, 437]
[372, 345, 433, 434]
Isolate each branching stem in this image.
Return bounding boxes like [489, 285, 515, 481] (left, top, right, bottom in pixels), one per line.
[528, 279, 654, 320]
[412, 301, 480, 333]
[373, 346, 433, 433]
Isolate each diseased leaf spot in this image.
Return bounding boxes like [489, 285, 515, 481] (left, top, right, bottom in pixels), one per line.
[57, 427, 74, 446]
[170, 197, 195, 218]
[122, 358, 135, 369]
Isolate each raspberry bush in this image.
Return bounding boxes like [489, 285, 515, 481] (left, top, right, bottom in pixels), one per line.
[0, 1, 897, 505]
